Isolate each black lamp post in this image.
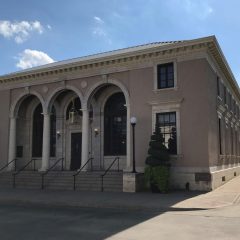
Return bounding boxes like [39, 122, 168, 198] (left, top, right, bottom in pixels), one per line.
[130, 117, 137, 173]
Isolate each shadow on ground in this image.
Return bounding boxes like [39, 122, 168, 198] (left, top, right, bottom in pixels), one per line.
[0, 189, 207, 240]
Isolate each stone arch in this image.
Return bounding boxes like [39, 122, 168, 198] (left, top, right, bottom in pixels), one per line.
[84, 77, 131, 170]
[84, 78, 130, 108]
[10, 90, 45, 118]
[45, 85, 84, 114]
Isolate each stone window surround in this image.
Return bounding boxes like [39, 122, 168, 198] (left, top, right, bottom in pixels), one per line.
[153, 59, 178, 92]
[151, 102, 181, 155]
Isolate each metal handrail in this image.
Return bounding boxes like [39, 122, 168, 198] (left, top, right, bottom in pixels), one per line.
[41, 158, 64, 189]
[73, 157, 93, 190]
[0, 158, 17, 172]
[13, 158, 38, 188]
[101, 157, 120, 192]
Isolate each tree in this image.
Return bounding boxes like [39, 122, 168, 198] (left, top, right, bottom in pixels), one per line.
[145, 122, 170, 192]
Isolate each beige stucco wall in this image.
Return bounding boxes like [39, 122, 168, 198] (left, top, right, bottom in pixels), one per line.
[0, 89, 10, 165]
[0, 46, 239, 191]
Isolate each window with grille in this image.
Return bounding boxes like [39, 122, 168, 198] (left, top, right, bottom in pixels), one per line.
[157, 62, 174, 89]
[156, 112, 177, 154]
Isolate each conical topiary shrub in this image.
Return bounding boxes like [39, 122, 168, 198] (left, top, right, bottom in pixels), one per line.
[144, 122, 170, 193]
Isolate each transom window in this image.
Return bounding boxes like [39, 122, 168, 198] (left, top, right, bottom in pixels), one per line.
[104, 92, 126, 156]
[157, 62, 174, 89]
[156, 112, 177, 154]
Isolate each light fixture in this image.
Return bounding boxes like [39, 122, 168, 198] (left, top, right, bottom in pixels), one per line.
[130, 117, 137, 125]
[57, 130, 61, 139]
[94, 128, 99, 136]
[69, 98, 77, 123]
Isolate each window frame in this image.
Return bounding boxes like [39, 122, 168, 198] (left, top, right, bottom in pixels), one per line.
[156, 112, 177, 155]
[152, 103, 181, 156]
[154, 60, 177, 91]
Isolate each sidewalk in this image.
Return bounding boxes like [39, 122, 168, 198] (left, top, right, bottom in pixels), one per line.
[1, 176, 240, 211]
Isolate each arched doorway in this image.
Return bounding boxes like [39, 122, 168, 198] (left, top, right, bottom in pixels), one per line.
[11, 94, 45, 169]
[32, 104, 56, 159]
[104, 92, 126, 156]
[46, 89, 85, 170]
[86, 84, 128, 170]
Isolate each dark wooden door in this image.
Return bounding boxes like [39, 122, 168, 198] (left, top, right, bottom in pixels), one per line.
[70, 132, 82, 170]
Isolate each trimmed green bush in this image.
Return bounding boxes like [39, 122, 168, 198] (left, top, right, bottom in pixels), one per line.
[144, 122, 170, 193]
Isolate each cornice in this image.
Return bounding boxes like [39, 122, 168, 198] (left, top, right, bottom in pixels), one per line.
[0, 35, 239, 103]
[0, 41, 209, 87]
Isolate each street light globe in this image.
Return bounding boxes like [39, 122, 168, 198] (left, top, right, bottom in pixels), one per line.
[130, 117, 137, 124]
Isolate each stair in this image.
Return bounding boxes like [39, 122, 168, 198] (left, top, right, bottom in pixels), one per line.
[0, 171, 13, 188]
[0, 171, 123, 192]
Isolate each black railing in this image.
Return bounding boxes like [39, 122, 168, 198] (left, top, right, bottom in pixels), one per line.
[32, 158, 39, 171]
[73, 157, 93, 190]
[41, 158, 64, 189]
[101, 157, 120, 192]
[0, 159, 17, 172]
[13, 158, 38, 188]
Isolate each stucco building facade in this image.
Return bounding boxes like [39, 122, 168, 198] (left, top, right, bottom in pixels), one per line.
[0, 36, 239, 191]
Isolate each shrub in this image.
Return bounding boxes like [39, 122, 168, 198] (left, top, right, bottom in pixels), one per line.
[144, 122, 170, 193]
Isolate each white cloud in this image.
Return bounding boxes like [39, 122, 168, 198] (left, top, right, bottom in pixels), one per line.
[16, 49, 54, 70]
[94, 16, 104, 24]
[0, 20, 46, 43]
[92, 16, 112, 44]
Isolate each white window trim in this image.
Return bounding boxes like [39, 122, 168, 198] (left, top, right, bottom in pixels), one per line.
[153, 59, 178, 92]
[152, 103, 181, 155]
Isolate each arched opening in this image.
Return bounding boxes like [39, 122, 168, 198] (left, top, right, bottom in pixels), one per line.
[47, 89, 84, 170]
[32, 104, 56, 158]
[32, 104, 43, 157]
[13, 94, 44, 169]
[87, 84, 128, 170]
[104, 92, 126, 156]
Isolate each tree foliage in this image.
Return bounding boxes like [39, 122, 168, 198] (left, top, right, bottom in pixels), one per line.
[144, 122, 170, 193]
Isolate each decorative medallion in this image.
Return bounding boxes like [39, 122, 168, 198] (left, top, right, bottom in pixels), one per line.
[81, 81, 87, 89]
[43, 86, 48, 93]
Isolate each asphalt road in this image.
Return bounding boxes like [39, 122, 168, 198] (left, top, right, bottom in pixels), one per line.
[0, 203, 240, 240]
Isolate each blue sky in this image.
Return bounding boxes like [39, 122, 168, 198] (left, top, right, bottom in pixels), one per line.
[0, 0, 240, 83]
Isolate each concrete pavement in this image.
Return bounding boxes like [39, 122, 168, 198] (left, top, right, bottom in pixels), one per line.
[0, 176, 240, 210]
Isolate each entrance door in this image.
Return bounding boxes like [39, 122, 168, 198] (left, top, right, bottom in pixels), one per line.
[70, 132, 82, 170]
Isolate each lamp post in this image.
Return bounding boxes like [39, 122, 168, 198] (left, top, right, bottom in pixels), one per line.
[130, 117, 137, 173]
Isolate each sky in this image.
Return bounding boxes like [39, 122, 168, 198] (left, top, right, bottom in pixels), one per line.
[0, 0, 240, 84]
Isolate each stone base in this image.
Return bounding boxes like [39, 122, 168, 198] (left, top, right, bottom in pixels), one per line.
[123, 172, 144, 192]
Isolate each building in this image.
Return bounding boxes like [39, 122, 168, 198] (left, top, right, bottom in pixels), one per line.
[0, 35, 239, 191]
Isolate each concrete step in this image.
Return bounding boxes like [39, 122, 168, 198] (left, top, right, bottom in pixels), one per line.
[0, 170, 123, 192]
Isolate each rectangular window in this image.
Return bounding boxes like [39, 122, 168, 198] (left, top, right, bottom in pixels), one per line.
[223, 86, 227, 104]
[231, 127, 234, 155]
[156, 112, 177, 154]
[229, 93, 232, 110]
[217, 77, 220, 96]
[157, 63, 174, 89]
[218, 119, 222, 155]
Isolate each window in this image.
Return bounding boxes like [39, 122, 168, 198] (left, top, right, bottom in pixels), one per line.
[104, 92, 126, 156]
[32, 104, 56, 158]
[50, 106, 56, 157]
[223, 86, 227, 104]
[218, 118, 222, 155]
[156, 112, 177, 154]
[229, 92, 232, 110]
[157, 62, 174, 89]
[32, 104, 43, 157]
[66, 97, 82, 121]
[217, 77, 220, 97]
